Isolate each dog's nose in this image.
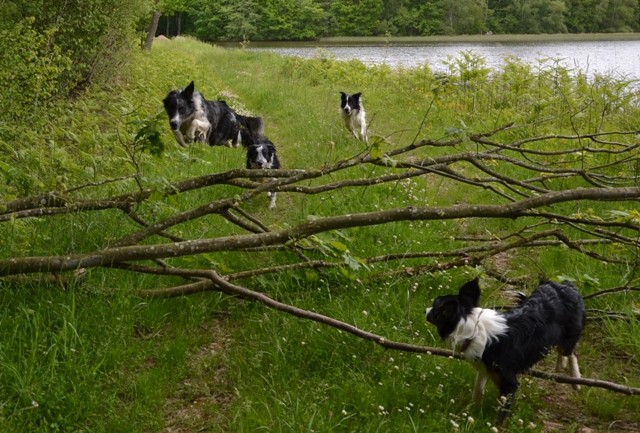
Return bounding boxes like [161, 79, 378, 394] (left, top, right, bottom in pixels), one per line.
[425, 307, 434, 323]
[169, 121, 179, 130]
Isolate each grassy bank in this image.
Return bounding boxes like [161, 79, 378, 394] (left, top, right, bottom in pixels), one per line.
[1, 36, 639, 433]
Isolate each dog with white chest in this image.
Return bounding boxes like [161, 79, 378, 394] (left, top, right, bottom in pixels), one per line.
[425, 278, 585, 425]
[163, 81, 264, 148]
[339, 91, 368, 143]
[243, 131, 281, 210]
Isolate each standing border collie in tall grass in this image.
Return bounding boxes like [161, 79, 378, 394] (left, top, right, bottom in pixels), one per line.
[339, 91, 368, 143]
[425, 278, 585, 424]
[163, 81, 264, 148]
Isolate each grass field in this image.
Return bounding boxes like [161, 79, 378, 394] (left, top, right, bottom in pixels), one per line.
[0, 36, 639, 432]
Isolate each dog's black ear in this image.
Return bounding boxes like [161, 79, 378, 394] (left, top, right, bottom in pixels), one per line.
[458, 278, 481, 306]
[353, 92, 362, 98]
[184, 81, 195, 97]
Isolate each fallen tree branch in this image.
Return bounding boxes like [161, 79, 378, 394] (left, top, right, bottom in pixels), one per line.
[132, 265, 640, 396]
[3, 186, 640, 277]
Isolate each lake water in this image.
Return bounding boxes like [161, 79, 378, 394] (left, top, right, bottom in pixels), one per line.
[246, 39, 640, 81]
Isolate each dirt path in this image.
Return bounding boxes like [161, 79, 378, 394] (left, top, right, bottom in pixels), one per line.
[162, 319, 234, 433]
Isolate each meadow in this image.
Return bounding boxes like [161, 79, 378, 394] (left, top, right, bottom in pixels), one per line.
[0, 36, 639, 432]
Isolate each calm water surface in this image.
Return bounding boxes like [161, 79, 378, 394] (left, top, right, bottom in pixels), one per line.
[247, 40, 640, 80]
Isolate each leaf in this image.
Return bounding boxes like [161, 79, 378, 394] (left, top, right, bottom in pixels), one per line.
[369, 136, 384, 159]
[329, 240, 348, 253]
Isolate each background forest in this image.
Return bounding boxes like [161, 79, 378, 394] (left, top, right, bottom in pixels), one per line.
[161, 0, 640, 41]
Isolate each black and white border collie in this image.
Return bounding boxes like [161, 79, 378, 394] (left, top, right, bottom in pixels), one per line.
[425, 278, 585, 424]
[244, 131, 281, 210]
[339, 91, 368, 143]
[163, 81, 264, 148]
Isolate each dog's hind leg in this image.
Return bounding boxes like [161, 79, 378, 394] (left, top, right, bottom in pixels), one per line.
[495, 374, 518, 425]
[568, 353, 582, 390]
[555, 347, 568, 372]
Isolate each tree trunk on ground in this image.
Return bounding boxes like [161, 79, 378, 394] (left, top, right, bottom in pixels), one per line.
[144, 11, 161, 50]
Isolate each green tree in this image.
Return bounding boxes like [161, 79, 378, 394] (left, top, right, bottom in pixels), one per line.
[564, 0, 607, 32]
[329, 0, 385, 36]
[391, 1, 443, 35]
[495, 0, 567, 33]
[189, 0, 259, 40]
[600, 0, 638, 32]
[188, 0, 226, 40]
[258, 0, 325, 40]
[441, 0, 488, 34]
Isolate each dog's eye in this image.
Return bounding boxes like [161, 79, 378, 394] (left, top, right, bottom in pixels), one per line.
[178, 106, 186, 114]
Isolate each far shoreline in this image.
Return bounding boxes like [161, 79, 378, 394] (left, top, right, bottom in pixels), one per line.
[216, 33, 640, 48]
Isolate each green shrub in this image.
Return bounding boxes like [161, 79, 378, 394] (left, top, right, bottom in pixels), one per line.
[0, 18, 71, 122]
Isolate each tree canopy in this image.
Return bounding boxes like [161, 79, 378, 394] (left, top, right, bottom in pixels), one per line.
[160, 0, 640, 41]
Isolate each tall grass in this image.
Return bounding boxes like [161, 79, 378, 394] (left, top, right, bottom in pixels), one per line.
[0, 36, 639, 432]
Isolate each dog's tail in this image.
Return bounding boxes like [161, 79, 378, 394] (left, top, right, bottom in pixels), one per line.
[237, 115, 265, 139]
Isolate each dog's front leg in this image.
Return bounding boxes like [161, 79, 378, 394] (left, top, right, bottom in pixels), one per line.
[472, 370, 488, 404]
[172, 130, 188, 147]
[185, 121, 197, 144]
[267, 191, 277, 210]
[360, 124, 369, 144]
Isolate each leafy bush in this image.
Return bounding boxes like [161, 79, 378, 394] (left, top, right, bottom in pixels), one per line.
[0, 18, 71, 122]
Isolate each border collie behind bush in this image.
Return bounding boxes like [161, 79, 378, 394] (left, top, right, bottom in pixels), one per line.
[425, 278, 585, 424]
[244, 132, 281, 210]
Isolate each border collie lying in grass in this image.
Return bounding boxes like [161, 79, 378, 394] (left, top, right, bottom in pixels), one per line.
[163, 81, 263, 148]
[339, 91, 368, 143]
[425, 278, 585, 424]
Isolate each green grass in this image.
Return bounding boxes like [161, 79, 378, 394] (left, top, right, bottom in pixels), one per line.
[1, 36, 639, 432]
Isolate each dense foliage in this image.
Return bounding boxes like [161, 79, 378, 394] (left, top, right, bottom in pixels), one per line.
[164, 0, 640, 41]
[0, 0, 150, 122]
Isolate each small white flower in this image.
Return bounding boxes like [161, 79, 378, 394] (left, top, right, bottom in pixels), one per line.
[491, 427, 499, 433]
[31, 400, 39, 408]
[450, 420, 459, 429]
[341, 409, 347, 416]
[528, 422, 537, 429]
[378, 405, 385, 412]
[467, 416, 475, 423]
